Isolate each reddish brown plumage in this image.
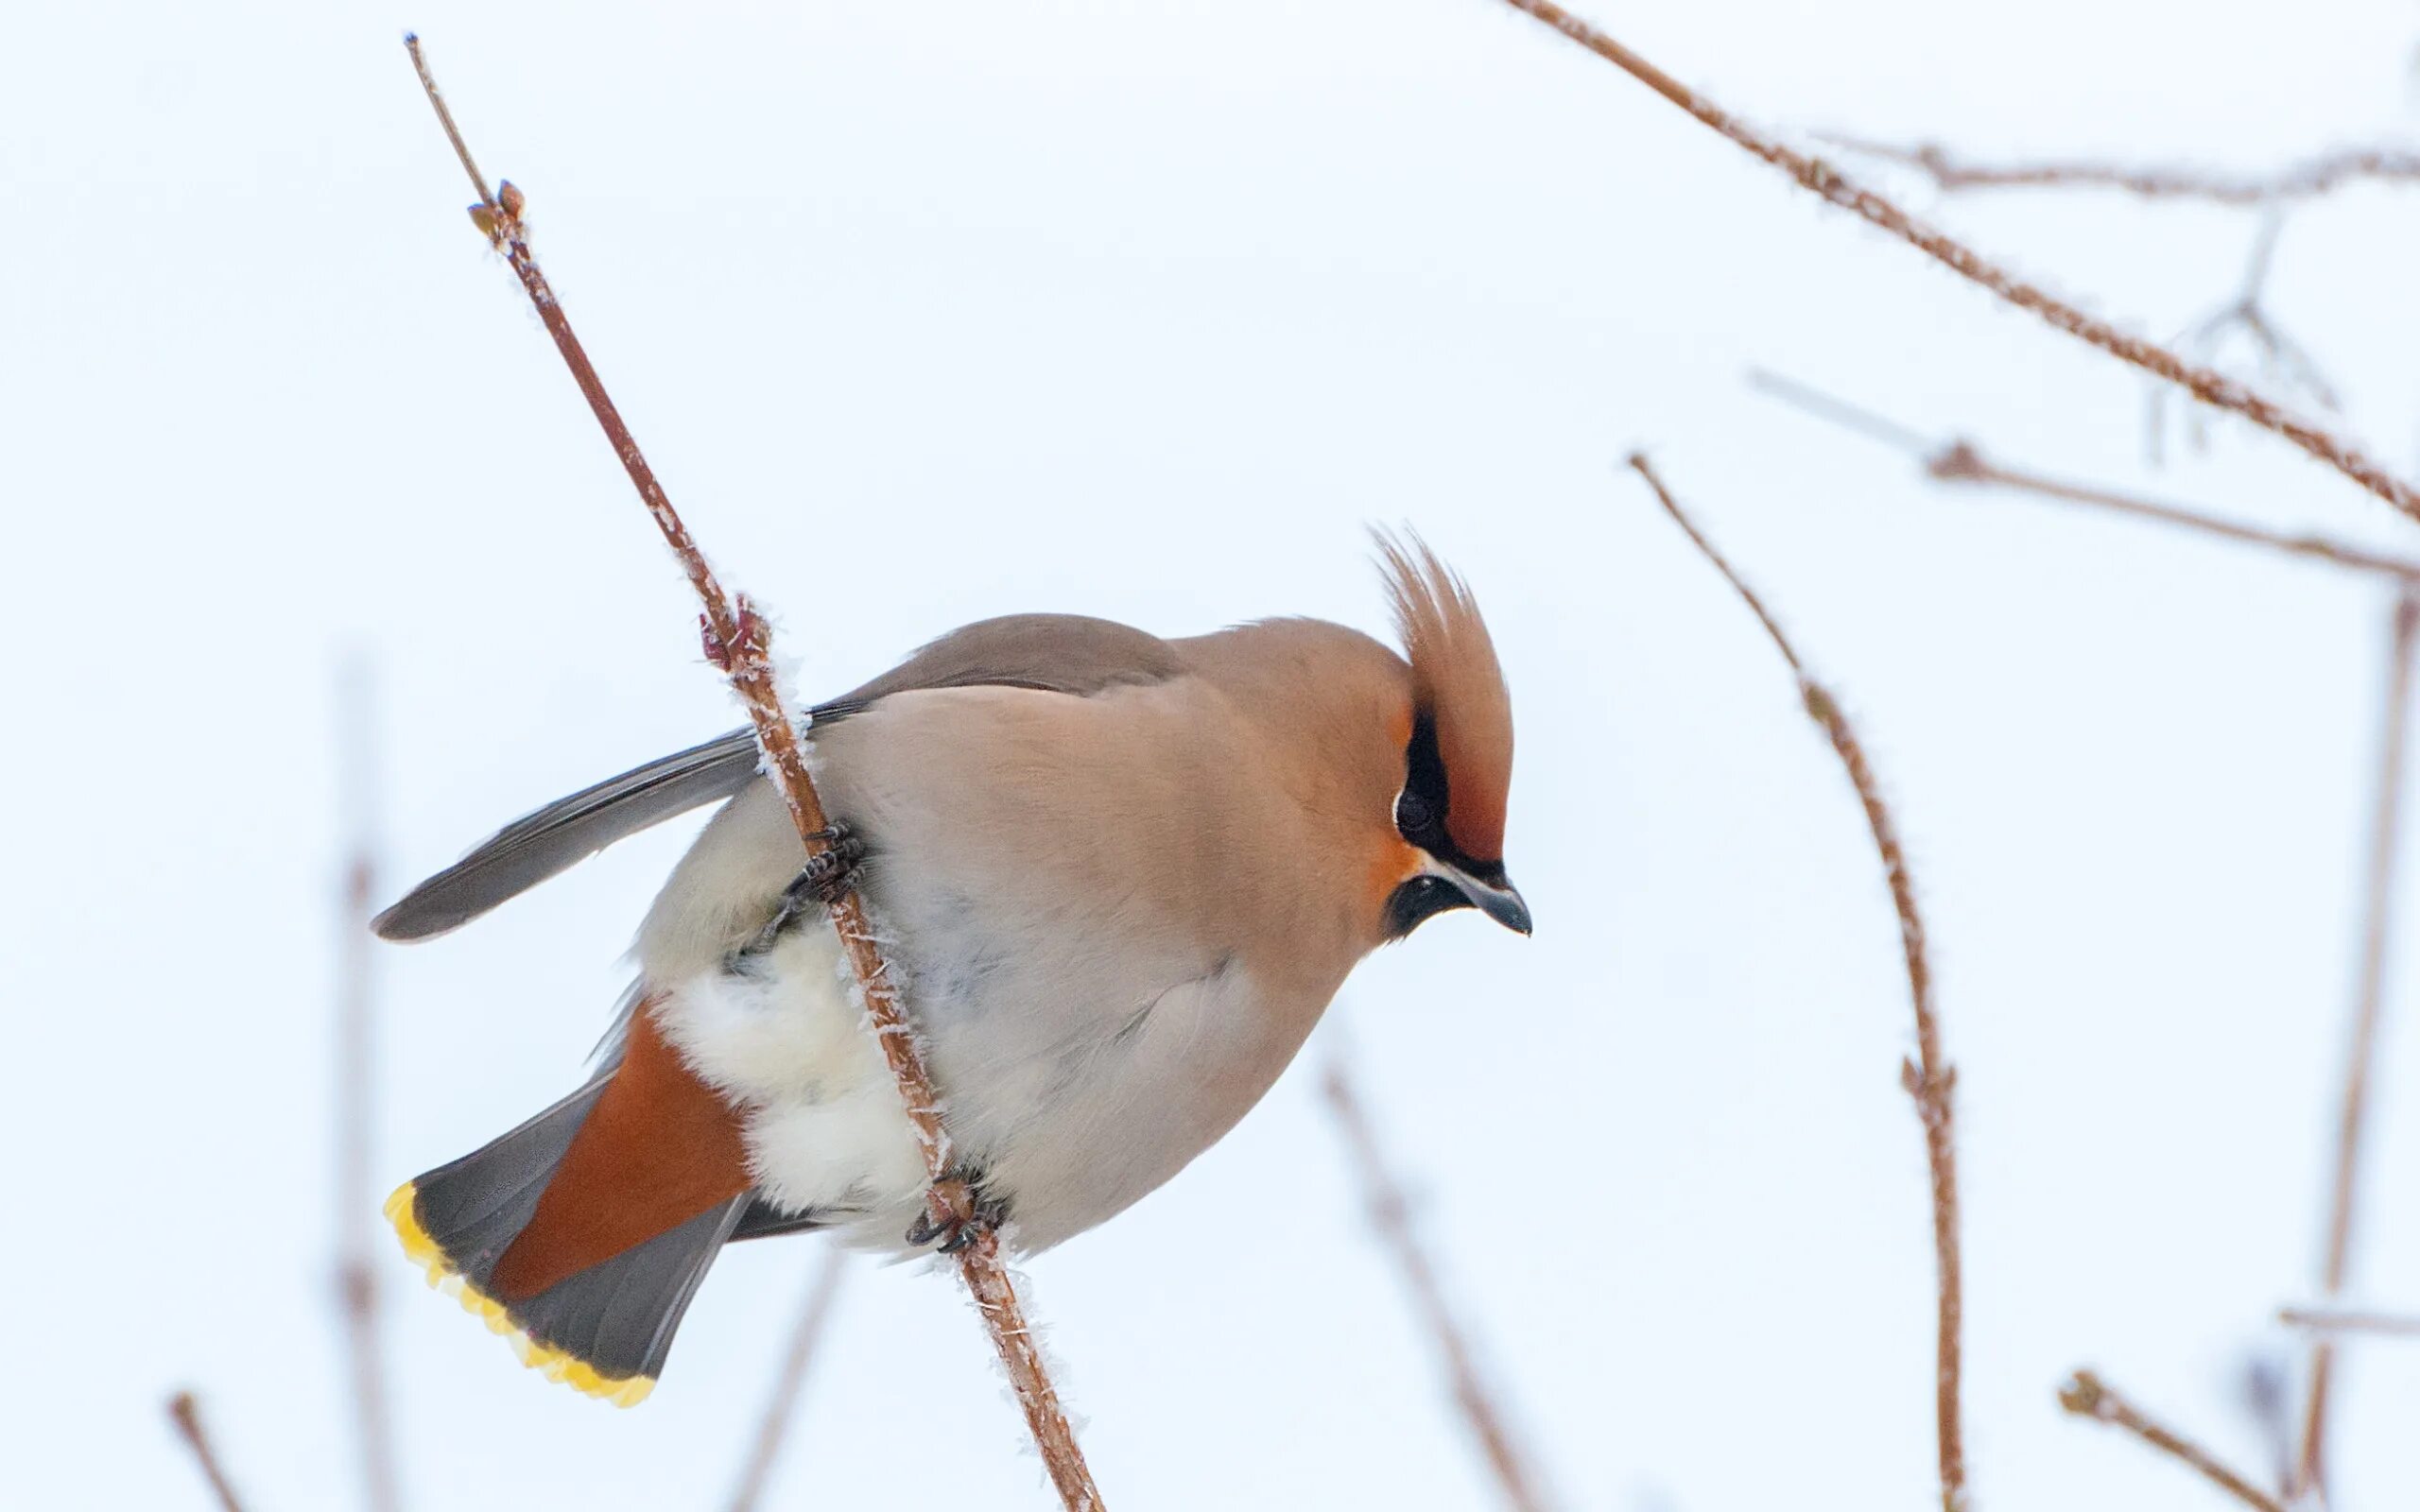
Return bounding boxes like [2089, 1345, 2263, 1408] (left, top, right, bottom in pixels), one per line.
[489, 1003, 752, 1300]
[1376, 532, 1514, 861]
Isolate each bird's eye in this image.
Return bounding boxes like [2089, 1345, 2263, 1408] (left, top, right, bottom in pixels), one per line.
[1394, 789, 1433, 836]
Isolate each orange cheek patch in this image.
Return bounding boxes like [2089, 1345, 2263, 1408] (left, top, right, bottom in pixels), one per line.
[1363, 838, 1425, 916]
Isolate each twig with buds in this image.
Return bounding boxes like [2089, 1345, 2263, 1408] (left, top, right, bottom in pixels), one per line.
[402, 35, 1102, 1509]
[1322, 1061, 1559, 1512]
[1627, 453, 1967, 1512]
[2059, 1371, 2283, 1512]
[1492, 0, 2420, 527]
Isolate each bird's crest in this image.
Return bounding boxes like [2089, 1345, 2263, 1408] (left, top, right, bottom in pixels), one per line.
[1374, 529, 1513, 862]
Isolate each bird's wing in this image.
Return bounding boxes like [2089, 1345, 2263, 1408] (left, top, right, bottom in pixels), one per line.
[373, 730, 764, 941]
[806, 612, 1185, 721]
[376, 614, 1188, 942]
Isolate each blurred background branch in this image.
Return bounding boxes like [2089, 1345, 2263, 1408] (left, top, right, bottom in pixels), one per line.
[2292, 590, 2420, 1502]
[165, 1392, 251, 1512]
[2059, 1371, 2283, 1512]
[1748, 369, 2420, 580]
[726, 1249, 851, 1512]
[333, 655, 401, 1512]
[1497, 0, 2420, 526]
[1322, 1059, 1560, 1512]
[1813, 135, 2420, 204]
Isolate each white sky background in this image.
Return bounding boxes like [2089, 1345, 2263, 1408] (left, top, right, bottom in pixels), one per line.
[9, 0, 2420, 1505]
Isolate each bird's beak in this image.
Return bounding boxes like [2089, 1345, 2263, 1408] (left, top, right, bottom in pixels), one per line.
[1445, 866, 1531, 936]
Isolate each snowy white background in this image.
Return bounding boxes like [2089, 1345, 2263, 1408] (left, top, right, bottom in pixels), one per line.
[9, 0, 2420, 1506]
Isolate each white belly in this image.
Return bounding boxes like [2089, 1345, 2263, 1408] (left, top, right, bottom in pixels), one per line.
[646, 905, 1293, 1255]
[649, 926, 929, 1252]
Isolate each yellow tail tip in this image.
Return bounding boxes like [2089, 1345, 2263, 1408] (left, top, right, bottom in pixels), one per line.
[382, 1179, 656, 1408]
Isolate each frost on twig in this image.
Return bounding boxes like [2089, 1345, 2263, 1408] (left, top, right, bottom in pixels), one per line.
[2059, 1370, 2283, 1512]
[402, 34, 1102, 1509]
[1626, 454, 1967, 1512]
[1322, 1061, 1559, 1512]
[1493, 0, 2420, 529]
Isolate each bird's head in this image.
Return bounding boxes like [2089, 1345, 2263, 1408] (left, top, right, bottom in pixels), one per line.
[1373, 531, 1528, 942]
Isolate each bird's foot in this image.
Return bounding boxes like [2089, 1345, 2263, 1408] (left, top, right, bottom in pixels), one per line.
[906, 1170, 1008, 1255]
[730, 825, 866, 964]
[788, 825, 867, 906]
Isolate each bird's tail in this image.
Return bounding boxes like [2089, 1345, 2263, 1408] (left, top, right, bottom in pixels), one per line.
[386, 1005, 757, 1406]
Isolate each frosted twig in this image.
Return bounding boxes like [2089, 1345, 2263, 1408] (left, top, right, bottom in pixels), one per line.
[1816, 134, 2420, 204]
[2281, 1306, 2420, 1337]
[1628, 454, 1967, 1512]
[2059, 1371, 2284, 1512]
[1747, 369, 2420, 581]
[1493, 0, 2420, 528]
[2293, 589, 2420, 1501]
[165, 1393, 250, 1512]
[1322, 1062, 1559, 1512]
[333, 659, 400, 1512]
[728, 1249, 850, 1512]
[402, 36, 1102, 1508]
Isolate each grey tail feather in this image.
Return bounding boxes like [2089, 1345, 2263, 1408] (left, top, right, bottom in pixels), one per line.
[375, 729, 762, 942]
[400, 1078, 748, 1389]
[730, 1198, 834, 1243]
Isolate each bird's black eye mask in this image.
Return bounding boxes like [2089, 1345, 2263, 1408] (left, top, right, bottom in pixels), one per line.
[1382, 711, 1509, 940]
[1392, 712, 1507, 886]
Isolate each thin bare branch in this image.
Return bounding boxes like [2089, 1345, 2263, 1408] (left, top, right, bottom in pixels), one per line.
[1626, 453, 1966, 1512]
[1748, 369, 2420, 581]
[728, 1249, 851, 1512]
[1322, 1061, 1559, 1512]
[333, 658, 399, 1512]
[165, 1393, 250, 1512]
[403, 36, 1102, 1509]
[1744, 369, 1941, 457]
[2059, 1370, 2284, 1512]
[1494, 0, 2420, 528]
[2282, 1306, 2420, 1338]
[2293, 588, 2420, 1501]
[1816, 133, 2420, 205]
[2152, 215, 2338, 464]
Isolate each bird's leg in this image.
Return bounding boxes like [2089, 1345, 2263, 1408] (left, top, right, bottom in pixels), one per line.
[906, 1166, 1009, 1254]
[730, 824, 866, 964]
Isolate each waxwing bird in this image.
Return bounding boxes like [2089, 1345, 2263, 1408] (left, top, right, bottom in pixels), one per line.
[377, 535, 1528, 1405]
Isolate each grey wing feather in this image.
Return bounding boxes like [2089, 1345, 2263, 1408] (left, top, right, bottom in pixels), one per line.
[378, 613, 1184, 943]
[373, 730, 762, 941]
